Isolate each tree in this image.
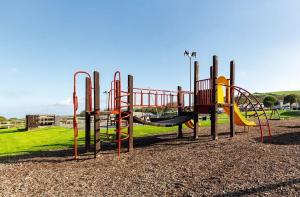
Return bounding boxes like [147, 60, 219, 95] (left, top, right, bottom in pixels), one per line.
[263, 96, 277, 109]
[284, 94, 297, 109]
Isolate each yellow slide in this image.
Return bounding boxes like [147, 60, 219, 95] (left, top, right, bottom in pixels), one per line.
[184, 119, 201, 129]
[217, 76, 256, 126]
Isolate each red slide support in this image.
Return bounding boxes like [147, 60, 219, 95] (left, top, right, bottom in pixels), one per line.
[233, 85, 271, 142]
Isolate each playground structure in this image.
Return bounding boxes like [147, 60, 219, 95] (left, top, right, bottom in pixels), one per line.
[73, 55, 271, 159]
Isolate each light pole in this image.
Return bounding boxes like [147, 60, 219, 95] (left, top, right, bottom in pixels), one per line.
[103, 91, 109, 111]
[184, 50, 197, 107]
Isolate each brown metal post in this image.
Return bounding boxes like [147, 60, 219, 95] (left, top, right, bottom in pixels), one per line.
[209, 65, 213, 136]
[94, 71, 101, 158]
[127, 75, 134, 152]
[177, 86, 183, 138]
[211, 56, 218, 140]
[25, 115, 29, 131]
[210, 66, 213, 89]
[230, 61, 235, 137]
[193, 61, 199, 139]
[85, 77, 91, 152]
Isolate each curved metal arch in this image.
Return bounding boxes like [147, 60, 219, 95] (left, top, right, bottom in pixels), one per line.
[73, 71, 93, 159]
[216, 82, 271, 142]
[233, 86, 271, 142]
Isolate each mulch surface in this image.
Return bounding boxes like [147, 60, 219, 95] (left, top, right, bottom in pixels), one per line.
[0, 119, 299, 196]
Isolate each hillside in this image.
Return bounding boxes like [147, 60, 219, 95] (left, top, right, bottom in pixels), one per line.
[253, 90, 300, 102]
[268, 90, 300, 95]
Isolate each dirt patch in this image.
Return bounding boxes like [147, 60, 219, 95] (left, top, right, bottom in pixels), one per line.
[0, 119, 299, 196]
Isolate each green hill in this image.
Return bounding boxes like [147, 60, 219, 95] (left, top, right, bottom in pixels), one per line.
[253, 90, 300, 102]
[268, 90, 300, 95]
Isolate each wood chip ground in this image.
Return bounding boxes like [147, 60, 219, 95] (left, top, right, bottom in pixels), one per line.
[0, 119, 299, 196]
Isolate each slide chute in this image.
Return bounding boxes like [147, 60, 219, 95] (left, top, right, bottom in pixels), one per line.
[217, 76, 256, 126]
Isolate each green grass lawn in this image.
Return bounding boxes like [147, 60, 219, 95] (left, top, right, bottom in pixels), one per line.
[246, 110, 300, 119]
[1, 110, 299, 157]
[0, 127, 85, 157]
[0, 117, 228, 157]
[0, 126, 186, 157]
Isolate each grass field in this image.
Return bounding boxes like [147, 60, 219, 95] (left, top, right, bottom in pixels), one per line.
[0, 127, 84, 157]
[247, 110, 300, 119]
[0, 116, 229, 157]
[0, 125, 189, 156]
[1, 110, 299, 157]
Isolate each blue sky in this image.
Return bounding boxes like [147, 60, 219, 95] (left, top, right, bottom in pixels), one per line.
[0, 0, 299, 118]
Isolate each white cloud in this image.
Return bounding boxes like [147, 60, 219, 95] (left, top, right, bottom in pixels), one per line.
[51, 96, 85, 106]
[53, 97, 73, 106]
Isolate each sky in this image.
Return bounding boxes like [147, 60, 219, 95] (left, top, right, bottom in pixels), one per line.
[0, 0, 299, 118]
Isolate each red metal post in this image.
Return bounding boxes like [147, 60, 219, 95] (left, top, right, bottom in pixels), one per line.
[115, 79, 121, 156]
[73, 71, 92, 159]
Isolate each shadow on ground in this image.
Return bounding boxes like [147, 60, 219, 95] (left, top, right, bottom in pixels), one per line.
[0, 130, 247, 164]
[0, 132, 194, 164]
[254, 128, 300, 145]
[0, 128, 26, 135]
[101, 132, 204, 152]
[100, 130, 245, 152]
[278, 125, 300, 129]
[268, 132, 300, 145]
[213, 178, 300, 197]
[0, 147, 92, 164]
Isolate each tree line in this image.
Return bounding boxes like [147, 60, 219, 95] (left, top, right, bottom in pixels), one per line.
[263, 94, 298, 109]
